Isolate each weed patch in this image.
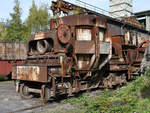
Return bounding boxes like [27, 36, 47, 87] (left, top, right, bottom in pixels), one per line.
[42, 74, 150, 113]
[65, 76, 150, 113]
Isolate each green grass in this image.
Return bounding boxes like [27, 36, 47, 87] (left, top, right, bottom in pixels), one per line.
[42, 70, 150, 113]
[0, 75, 12, 83]
[0, 75, 6, 80]
[0, 80, 12, 83]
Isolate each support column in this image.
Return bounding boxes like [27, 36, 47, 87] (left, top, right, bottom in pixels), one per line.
[146, 16, 150, 31]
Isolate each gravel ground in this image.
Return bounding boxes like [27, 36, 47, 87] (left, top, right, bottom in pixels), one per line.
[0, 82, 59, 113]
[0, 81, 103, 113]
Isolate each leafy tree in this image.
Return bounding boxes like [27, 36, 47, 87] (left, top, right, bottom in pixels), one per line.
[38, 4, 50, 30]
[26, 0, 38, 33]
[0, 20, 8, 40]
[25, 0, 50, 37]
[2, 0, 50, 42]
[6, 0, 23, 41]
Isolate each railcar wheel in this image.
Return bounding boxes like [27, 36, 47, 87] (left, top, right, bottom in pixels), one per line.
[19, 84, 33, 99]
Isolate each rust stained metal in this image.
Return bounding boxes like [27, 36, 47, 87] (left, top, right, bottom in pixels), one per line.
[75, 41, 95, 54]
[104, 73, 127, 88]
[127, 49, 139, 65]
[34, 32, 46, 40]
[0, 42, 27, 60]
[51, 0, 88, 16]
[112, 36, 122, 56]
[50, 15, 106, 30]
[13, 65, 47, 82]
[11, 0, 150, 101]
[57, 24, 71, 44]
[121, 16, 141, 28]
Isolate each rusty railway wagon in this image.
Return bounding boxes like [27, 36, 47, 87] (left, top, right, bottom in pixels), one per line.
[0, 42, 26, 80]
[12, 1, 150, 100]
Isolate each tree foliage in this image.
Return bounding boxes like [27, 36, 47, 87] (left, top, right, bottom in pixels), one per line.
[0, 21, 8, 40]
[0, 0, 50, 42]
[25, 0, 50, 37]
[6, 0, 23, 41]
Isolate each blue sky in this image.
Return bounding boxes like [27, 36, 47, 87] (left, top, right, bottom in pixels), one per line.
[0, 0, 149, 21]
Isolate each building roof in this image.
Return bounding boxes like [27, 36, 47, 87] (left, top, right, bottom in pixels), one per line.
[135, 10, 150, 18]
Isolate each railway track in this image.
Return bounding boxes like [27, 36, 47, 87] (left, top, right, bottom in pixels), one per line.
[8, 89, 104, 113]
[9, 103, 48, 113]
[3, 78, 138, 113]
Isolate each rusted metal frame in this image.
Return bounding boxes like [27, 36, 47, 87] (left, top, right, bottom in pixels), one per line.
[74, 68, 113, 73]
[121, 16, 141, 28]
[62, 57, 66, 77]
[48, 71, 56, 80]
[27, 87, 41, 94]
[75, 26, 93, 30]
[59, 56, 67, 94]
[68, 57, 73, 73]
[87, 27, 98, 68]
[41, 85, 46, 100]
[19, 41, 21, 60]
[12, 42, 15, 60]
[73, 69, 99, 72]
[129, 30, 133, 45]
[112, 43, 122, 57]
[123, 48, 138, 79]
[99, 41, 112, 70]
[68, 81, 73, 96]
[4, 42, 6, 59]
[14, 65, 48, 82]
[60, 77, 65, 94]
[111, 36, 123, 57]
[52, 0, 150, 34]
[83, 27, 99, 80]
[28, 55, 59, 59]
[88, 54, 96, 69]
[55, 35, 65, 53]
[73, 78, 81, 93]
[0, 42, 3, 58]
[95, 27, 100, 58]
[121, 47, 128, 64]
[52, 77, 56, 97]
[74, 41, 95, 54]
[110, 65, 128, 71]
[46, 56, 54, 65]
[51, 0, 86, 16]
[83, 72, 91, 80]
[127, 49, 138, 65]
[74, 25, 95, 73]
[128, 65, 132, 80]
[135, 32, 139, 46]
[51, 15, 106, 30]
[15, 13, 150, 98]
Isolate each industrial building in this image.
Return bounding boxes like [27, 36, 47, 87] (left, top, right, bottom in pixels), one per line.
[135, 10, 150, 31]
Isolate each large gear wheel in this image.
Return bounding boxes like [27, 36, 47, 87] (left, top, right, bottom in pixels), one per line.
[57, 24, 71, 44]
